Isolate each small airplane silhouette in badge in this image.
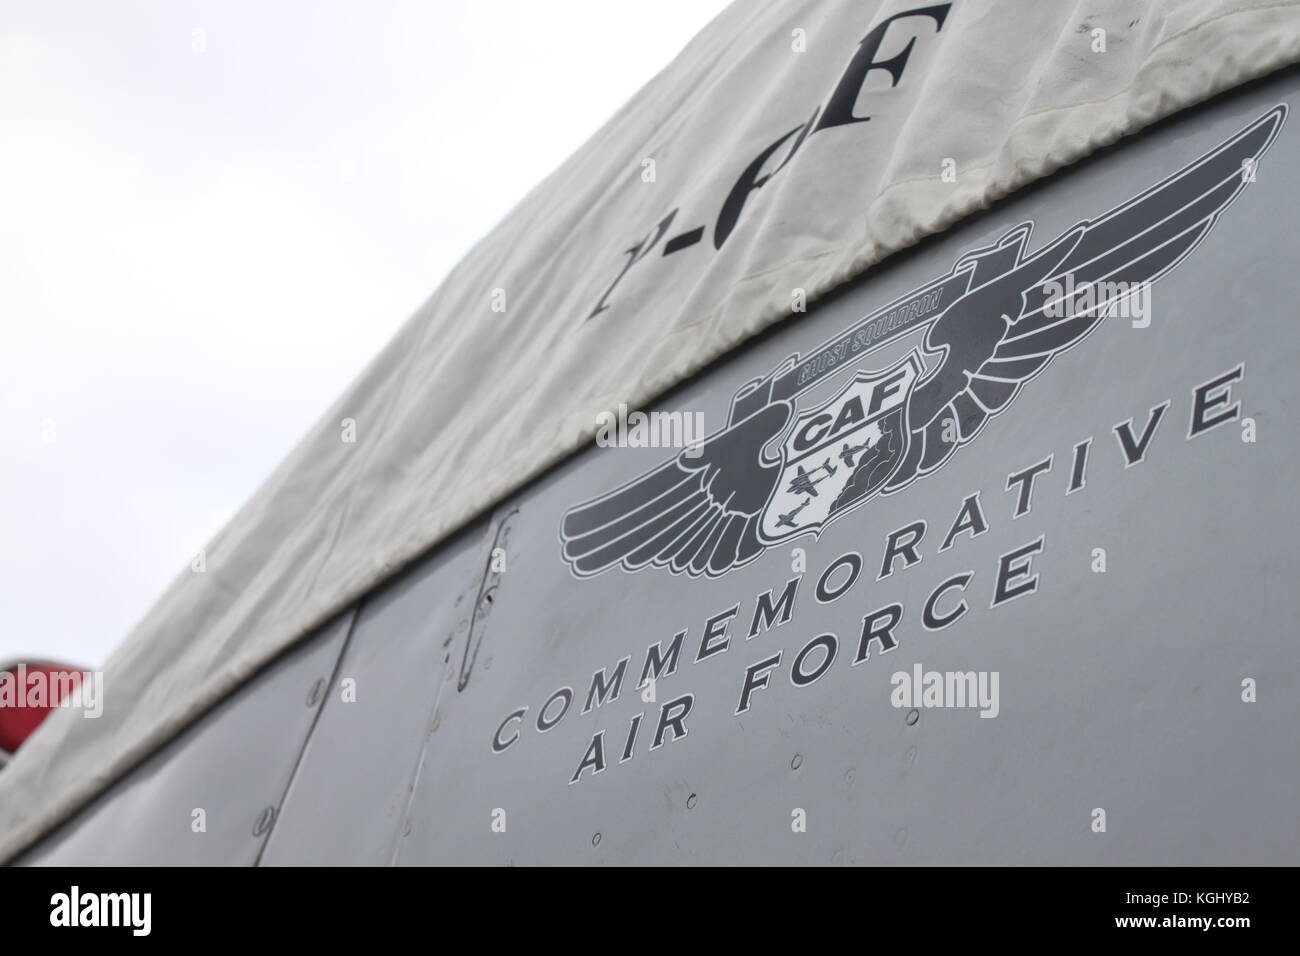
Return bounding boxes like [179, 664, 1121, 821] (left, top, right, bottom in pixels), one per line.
[776, 497, 813, 529]
[785, 459, 836, 497]
[839, 440, 872, 468]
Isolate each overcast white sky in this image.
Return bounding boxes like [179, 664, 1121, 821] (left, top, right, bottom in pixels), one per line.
[0, 0, 731, 667]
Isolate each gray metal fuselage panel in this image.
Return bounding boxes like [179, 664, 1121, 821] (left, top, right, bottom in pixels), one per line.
[18, 70, 1300, 866]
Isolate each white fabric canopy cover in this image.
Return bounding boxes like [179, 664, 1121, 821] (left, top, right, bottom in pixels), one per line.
[4, 0, 1299, 859]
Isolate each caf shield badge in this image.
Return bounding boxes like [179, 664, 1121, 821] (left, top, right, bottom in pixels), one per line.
[761, 352, 922, 541]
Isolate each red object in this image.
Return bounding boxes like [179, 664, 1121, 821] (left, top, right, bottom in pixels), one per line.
[0, 663, 84, 754]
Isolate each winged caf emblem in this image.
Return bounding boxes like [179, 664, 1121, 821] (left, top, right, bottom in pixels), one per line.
[560, 106, 1286, 579]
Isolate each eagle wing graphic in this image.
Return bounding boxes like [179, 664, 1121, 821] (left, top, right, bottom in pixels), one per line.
[561, 107, 1285, 578]
[885, 106, 1285, 492]
[560, 402, 791, 577]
